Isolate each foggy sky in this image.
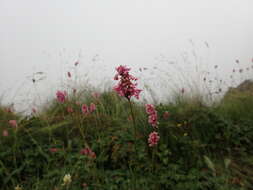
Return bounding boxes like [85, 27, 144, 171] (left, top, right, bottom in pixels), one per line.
[0, 0, 252, 112]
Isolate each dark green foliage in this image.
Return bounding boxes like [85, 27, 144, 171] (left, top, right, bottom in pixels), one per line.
[0, 90, 252, 190]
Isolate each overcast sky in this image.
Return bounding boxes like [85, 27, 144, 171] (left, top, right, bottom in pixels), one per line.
[0, 0, 252, 111]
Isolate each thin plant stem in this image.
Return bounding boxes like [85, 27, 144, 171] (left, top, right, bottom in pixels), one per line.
[128, 100, 137, 152]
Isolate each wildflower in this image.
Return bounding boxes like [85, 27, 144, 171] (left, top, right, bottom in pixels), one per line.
[32, 108, 36, 114]
[82, 183, 88, 189]
[56, 91, 67, 103]
[145, 104, 158, 128]
[14, 185, 22, 190]
[145, 104, 156, 115]
[184, 133, 188, 136]
[89, 103, 96, 113]
[5, 107, 12, 113]
[113, 65, 142, 100]
[73, 88, 77, 94]
[2, 130, 8, 137]
[163, 111, 169, 120]
[49, 148, 58, 153]
[67, 72, 71, 78]
[81, 104, 89, 114]
[62, 174, 72, 186]
[148, 113, 158, 128]
[177, 123, 182, 127]
[80, 148, 96, 158]
[92, 92, 100, 99]
[148, 131, 160, 147]
[128, 115, 133, 121]
[67, 106, 74, 113]
[9, 120, 17, 128]
[74, 61, 79, 66]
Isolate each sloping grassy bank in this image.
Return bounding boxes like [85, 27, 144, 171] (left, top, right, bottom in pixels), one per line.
[0, 89, 252, 190]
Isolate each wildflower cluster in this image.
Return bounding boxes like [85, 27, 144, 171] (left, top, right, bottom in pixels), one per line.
[113, 65, 142, 100]
[56, 90, 67, 103]
[80, 148, 96, 159]
[145, 104, 158, 128]
[145, 104, 160, 147]
[81, 103, 96, 114]
[148, 131, 160, 147]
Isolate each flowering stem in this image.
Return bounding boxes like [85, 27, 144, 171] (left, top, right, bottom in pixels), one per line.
[128, 100, 137, 152]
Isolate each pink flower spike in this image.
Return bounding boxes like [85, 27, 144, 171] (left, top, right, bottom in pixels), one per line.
[67, 106, 74, 113]
[163, 111, 169, 120]
[113, 65, 142, 100]
[145, 104, 156, 115]
[2, 130, 9, 137]
[148, 113, 158, 128]
[9, 120, 17, 128]
[49, 148, 58, 153]
[80, 148, 96, 159]
[56, 90, 67, 103]
[92, 92, 100, 99]
[81, 104, 89, 114]
[148, 131, 160, 147]
[89, 103, 96, 113]
[32, 108, 36, 114]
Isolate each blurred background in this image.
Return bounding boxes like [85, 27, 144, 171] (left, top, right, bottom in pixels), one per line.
[0, 0, 252, 113]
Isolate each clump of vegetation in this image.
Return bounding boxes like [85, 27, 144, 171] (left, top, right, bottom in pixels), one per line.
[0, 65, 252, 190]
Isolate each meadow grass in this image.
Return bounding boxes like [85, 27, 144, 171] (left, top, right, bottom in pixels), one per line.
[0, 63, 253, 190]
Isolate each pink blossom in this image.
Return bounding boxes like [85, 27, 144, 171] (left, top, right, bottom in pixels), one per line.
[67, 106, 74, 113]
[56, 91, 67, 103]
[67, 72, 71, 78]
[82, 183, 88, 189]
[163, 111, 169, 120]
[32, 108, 36, 114]
[145, 104, 158, 128]
[92, 92, 100, 99]
[89, 103, 96, 113]
[2, 130, 8, 137]
[148, 113, 158, 128]
[81, 104, 89, 114]
[9, 120, 17, 128]
[128, 115, 133, 121]
[5, 108, 12, 113]
[113, 65, 142, 100]
[148, 131, 160, 147]
[145, 104, 156, 115]
[80, 148, 96, 158]
[49, 148, 58, 153]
